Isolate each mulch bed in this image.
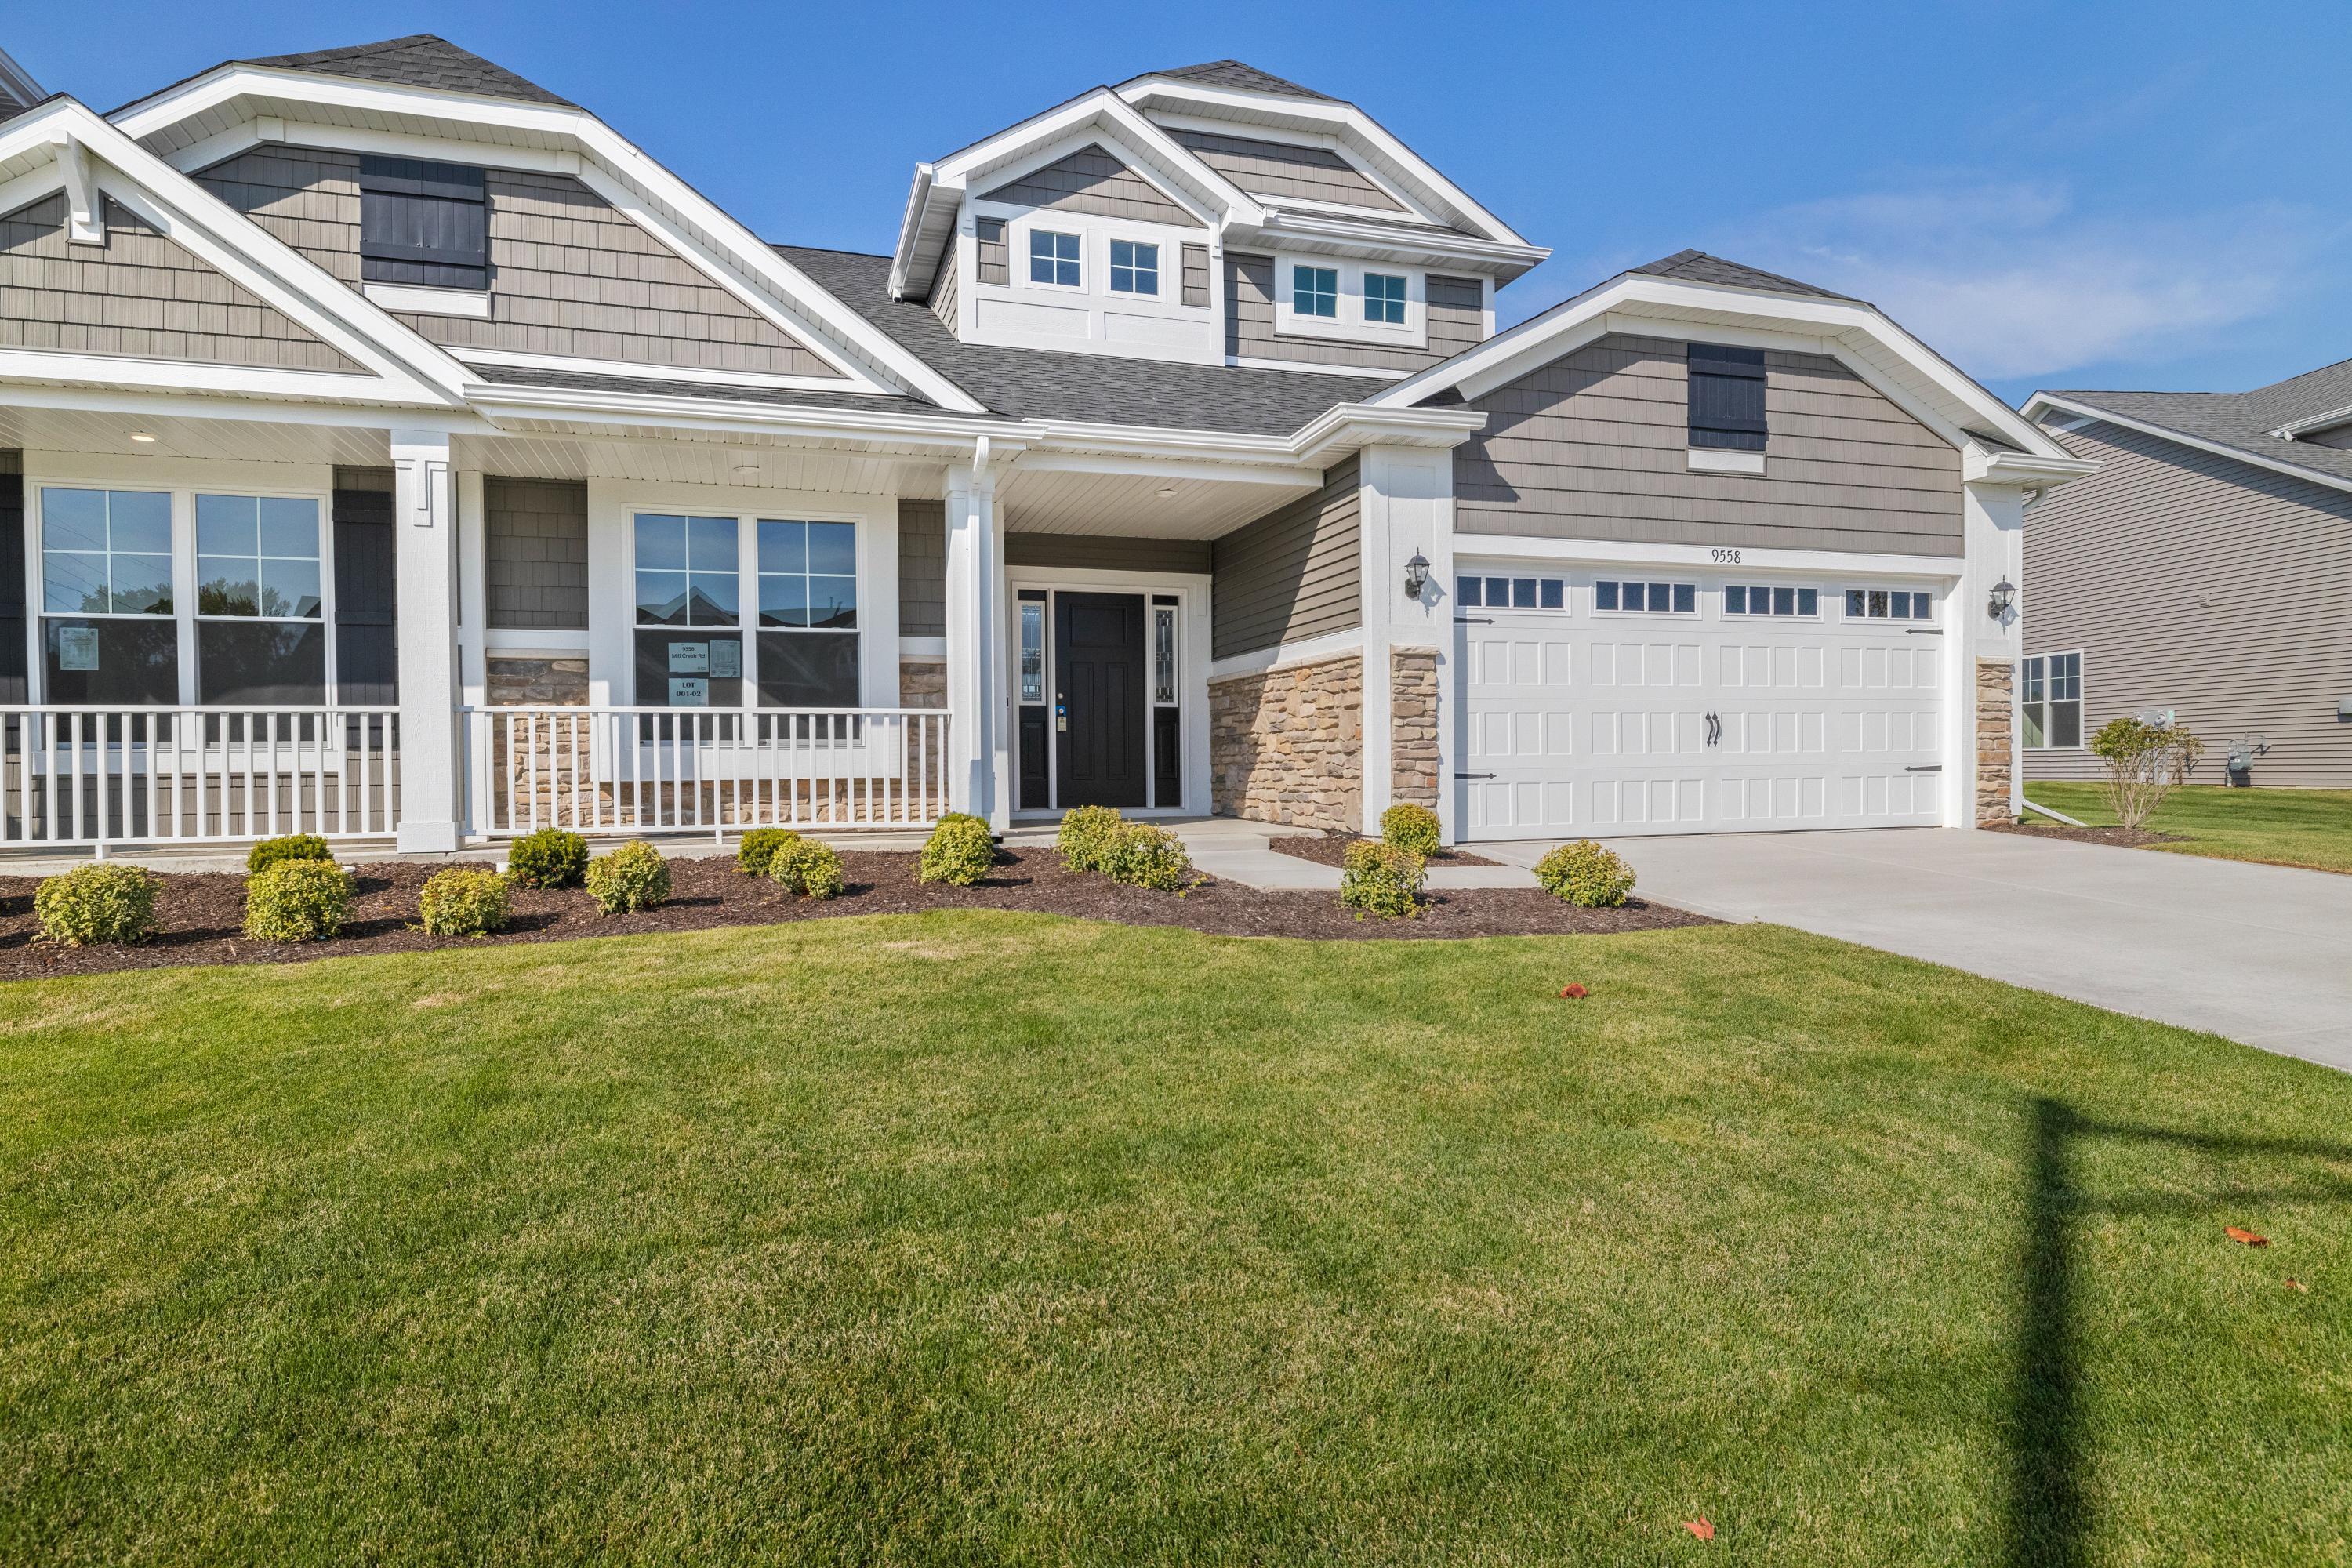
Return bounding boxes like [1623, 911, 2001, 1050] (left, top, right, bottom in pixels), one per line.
[0, 849, 1711, 981]
[1987, 821, 2189, 849]
[1267, 833, 1501, 869]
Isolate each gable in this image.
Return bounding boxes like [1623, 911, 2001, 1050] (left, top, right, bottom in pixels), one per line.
[0, 191, 361, 372]
[1166, 128, 1405, 212]
[975, 143, 1193, 227]
[195, 147, 848, 378]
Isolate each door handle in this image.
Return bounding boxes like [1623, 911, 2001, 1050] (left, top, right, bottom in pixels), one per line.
[1704, 711, 1722, 747]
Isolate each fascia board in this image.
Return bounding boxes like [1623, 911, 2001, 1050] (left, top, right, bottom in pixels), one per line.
[887, 164, 938, 299]
[1117, 79, 1530, 248]
[964, 122, 1225, 230]
[114, 66, 989, 413]
[466, 383, 1010, 448]
[937, 90, 1261, 225]
[2024, 393, 2352, 500]
[0, 379, 503, 433]
[1963, 447, 2098, 486]
[1245, 209, 1548, 274]
[1290, 403, 1486, 466]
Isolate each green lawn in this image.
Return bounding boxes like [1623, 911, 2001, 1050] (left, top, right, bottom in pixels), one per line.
[5, 914, 2350, 1566]
[2025, 781, 2352, 874]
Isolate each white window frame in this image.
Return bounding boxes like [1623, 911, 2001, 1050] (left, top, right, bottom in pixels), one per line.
[2021, 650, 2086, 752]
[29, 477, 338, 708]
[1107, 237, 1164, 300]
[1592, 578, 1699, 618]
[1723, 583, 1823, 620]
[622, 506, 869, 710]
[1272, 252, 1428, 347]
[1363, 270, 1409, 325]
[1023, 226, 1085, 292]
[1842, 586, 1939, 624]
[1457, 572, 1568, 614]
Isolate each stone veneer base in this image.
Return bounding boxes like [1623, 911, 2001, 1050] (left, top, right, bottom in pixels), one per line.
[1975, 657, 2015, 826]
[1208, 652, 1363, 832]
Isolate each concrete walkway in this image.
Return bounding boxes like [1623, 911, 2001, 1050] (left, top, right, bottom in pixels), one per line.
[1163, 819, 1540, 891]
[1479, 829, 2352, 1069]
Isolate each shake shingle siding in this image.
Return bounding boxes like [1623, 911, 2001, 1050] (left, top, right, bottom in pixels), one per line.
[898, 499, 946, 640]
[927, 238, 959, 332]
[977, 145, 1192, 227]
[1225, 254, 1483, 373]
[1453, 332, 1962, 556]
[485, 477, 589, 630]
[1181, 243, 1210, 309]
[1211, 456, 1360, 659]
[195, 150, 844, 376]
[1166, 129, 1404, 212]
[2023, 418, 2352, 788]
[0, 193, 360, 371]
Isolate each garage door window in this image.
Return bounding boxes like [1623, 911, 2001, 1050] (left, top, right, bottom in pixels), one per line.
[1846, 588, 1934, 621]
[1458, 574, 1563, 610]
[1596, 579, 1695, 615]
[1726, 585, 1818, 617]
[2021, 652, 2083, 750]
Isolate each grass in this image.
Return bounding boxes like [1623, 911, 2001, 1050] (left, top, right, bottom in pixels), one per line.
[4, 913, 2350, 1566]
[2024, 780, 2352, 874]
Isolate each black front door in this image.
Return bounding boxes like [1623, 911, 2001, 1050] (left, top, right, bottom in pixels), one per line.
[1054, 592, 1147, 808]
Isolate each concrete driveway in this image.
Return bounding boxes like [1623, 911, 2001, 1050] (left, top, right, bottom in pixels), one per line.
[1478, 829, 2352, 1069]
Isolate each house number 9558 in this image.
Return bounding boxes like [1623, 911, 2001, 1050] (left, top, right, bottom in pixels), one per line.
[1711, 547, 1742, 564]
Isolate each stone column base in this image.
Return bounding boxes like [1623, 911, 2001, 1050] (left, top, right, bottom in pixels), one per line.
[1389, 647, 1439, 810]
[1208, 652, 1363, 831]
[1975, 657, 2015, 825]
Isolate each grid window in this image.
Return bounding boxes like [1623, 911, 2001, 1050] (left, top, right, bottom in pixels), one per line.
[757, 520, 857, 630]
[1293, 265, 1338, 318]
[1726, 584, 1819, 617]
[635, 515, 739, 627]
[1597, 579, 1696, 614]
[1364, 272, 1407, 325]
[2022, 652, 2084, 749]
[1845, 588, 1934, 620]
[40, 487, 177, 705]
[1109, 239, 1159, 295]
[1458, 574, 1565, 611]
[1029, 230, 1081, 287]
[194, 494, 325, 706]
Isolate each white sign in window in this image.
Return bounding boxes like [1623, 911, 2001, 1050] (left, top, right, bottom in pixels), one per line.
[669, 677, 709, 707]
[55, 625, 99, 671]
[669, 641, 710, 674]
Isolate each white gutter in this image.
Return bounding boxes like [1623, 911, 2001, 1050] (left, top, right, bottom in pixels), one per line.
[1248, 207, 1549, 275]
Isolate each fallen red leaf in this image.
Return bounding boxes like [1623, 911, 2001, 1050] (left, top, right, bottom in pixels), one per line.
[1683, 1519, 1715, 1541]
[1559, 983, 1588, 1000]
[2225, 1225, 2270, 1247]
[2286, 1279, 2309, 1293]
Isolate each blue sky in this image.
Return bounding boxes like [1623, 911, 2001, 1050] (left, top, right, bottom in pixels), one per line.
[12, 0, 2348, 405]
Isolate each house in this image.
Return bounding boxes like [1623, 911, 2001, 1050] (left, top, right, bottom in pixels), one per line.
[0, 34, 2090, 854]
[2021, 368, 2352, 788]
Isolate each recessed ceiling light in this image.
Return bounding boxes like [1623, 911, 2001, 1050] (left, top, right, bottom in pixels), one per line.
[129, 432, 157, 444]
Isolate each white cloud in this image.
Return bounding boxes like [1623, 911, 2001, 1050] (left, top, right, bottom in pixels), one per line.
[1719, 183, 2324, 383]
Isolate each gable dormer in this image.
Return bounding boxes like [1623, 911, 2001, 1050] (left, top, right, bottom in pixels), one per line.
[891, 61, 1547, 376]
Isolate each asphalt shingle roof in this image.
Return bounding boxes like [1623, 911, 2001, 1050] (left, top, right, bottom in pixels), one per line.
[775, 245, 1392, 436]
[1628, 249, 1852, 301]
[239, 34, 572, 107]
[2045, 364, 2352, 488]
[1129, 61, 1334, 101]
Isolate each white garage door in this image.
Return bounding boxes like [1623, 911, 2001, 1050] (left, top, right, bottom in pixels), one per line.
[1457, 568, 1947, 840]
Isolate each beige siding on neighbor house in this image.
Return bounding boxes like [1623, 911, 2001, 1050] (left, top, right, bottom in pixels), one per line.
[1454, 332, 1964, 556]
[1211, 456, 1361, 660]
[0, 192, 360, 371]
[485, 476, 589, 630]
[1004, 534, 1211, 575]
[1166, 128, 1406, 212]
[2023, 417, 2352, 788]
[194, 148, 844, 376]
[1225, 255, 1483, 373]
[977, 145, 1192, 227]
[897, 499, 945, 640]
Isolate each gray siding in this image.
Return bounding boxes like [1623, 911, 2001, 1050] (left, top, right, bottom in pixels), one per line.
[2023, 417, 2352, 788]
[1004, 533, 1211, 574]
[1181, 242, 1210, 309]
[195, 148, 844, 376]
[1225, 254, 1483, 372]
[0, 193, 360, 372]
[1454, 332, 1964, 556]
[485, 476, 588, 630]
[975, 218, 1007, 286]
[977, 145, 1192, 227]
[1210, 456, 1360, 660]
[898, 499, 946, 639]
[1166, 128, 1406, 212]
[927, 238, 959, 332]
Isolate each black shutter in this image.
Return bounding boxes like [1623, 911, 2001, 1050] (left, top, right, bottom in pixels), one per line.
[359, 156, 488, 289]
[333, 483, 397, 704]
[0, 463, 23, 704]
[1687, 343, 1769, 451]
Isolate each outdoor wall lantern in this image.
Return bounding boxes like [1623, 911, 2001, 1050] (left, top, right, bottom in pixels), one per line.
[1404, 550, 1431, 600]
[1987, 578, 2016, 619]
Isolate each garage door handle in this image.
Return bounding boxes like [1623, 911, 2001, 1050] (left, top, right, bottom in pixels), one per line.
[1704, 711, 1721, 747]
[1454, 771, 1495, 780]
[1906, 764, 1943, 772]
[1454, 615, 1494, 624]
[1906, 628, 1944, 636]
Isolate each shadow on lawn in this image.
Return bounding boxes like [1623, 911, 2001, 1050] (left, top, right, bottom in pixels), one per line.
[2012, 1098, 2352, 1568]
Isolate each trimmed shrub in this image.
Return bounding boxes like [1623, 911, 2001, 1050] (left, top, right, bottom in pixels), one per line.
[1055, 805, 1125, 873]
[247, 833, 332, 875]
[2090, 715, 2205, 829]
[244, 859, 354, 942]
[1341, 841, 1425, 920]
[506, 827, 589, 890]
[917, 814, 996, 887]
[419, 867, 511, 937]
[1098, 822, 1192, 891]
[34, 863, 160, 947]
[584, 841, 672, 915]
[769, 838, 845, 901]
[1380, 803, 1443, 859]
[737, 827, 801, 878]
[1534, 840, 1636, 908]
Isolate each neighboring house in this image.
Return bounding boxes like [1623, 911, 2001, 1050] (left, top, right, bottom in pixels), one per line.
[0, 35, 2089, 855]
[2023, 367, 2352, 788]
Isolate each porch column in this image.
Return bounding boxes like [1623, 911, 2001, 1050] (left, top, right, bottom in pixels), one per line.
[391, 430, 463, 852]
[942, 456, 1007, 829]
[1949, 478, 2027, 829]
[1356, 444, 1457, 841]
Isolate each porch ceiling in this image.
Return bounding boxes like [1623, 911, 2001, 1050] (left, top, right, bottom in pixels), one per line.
[0, 404, 391, 468]
[998, 462, 1316, 539]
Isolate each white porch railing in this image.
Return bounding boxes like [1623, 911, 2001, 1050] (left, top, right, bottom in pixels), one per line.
[463, 706, 952, 837]
[0, 706, 402, 849]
